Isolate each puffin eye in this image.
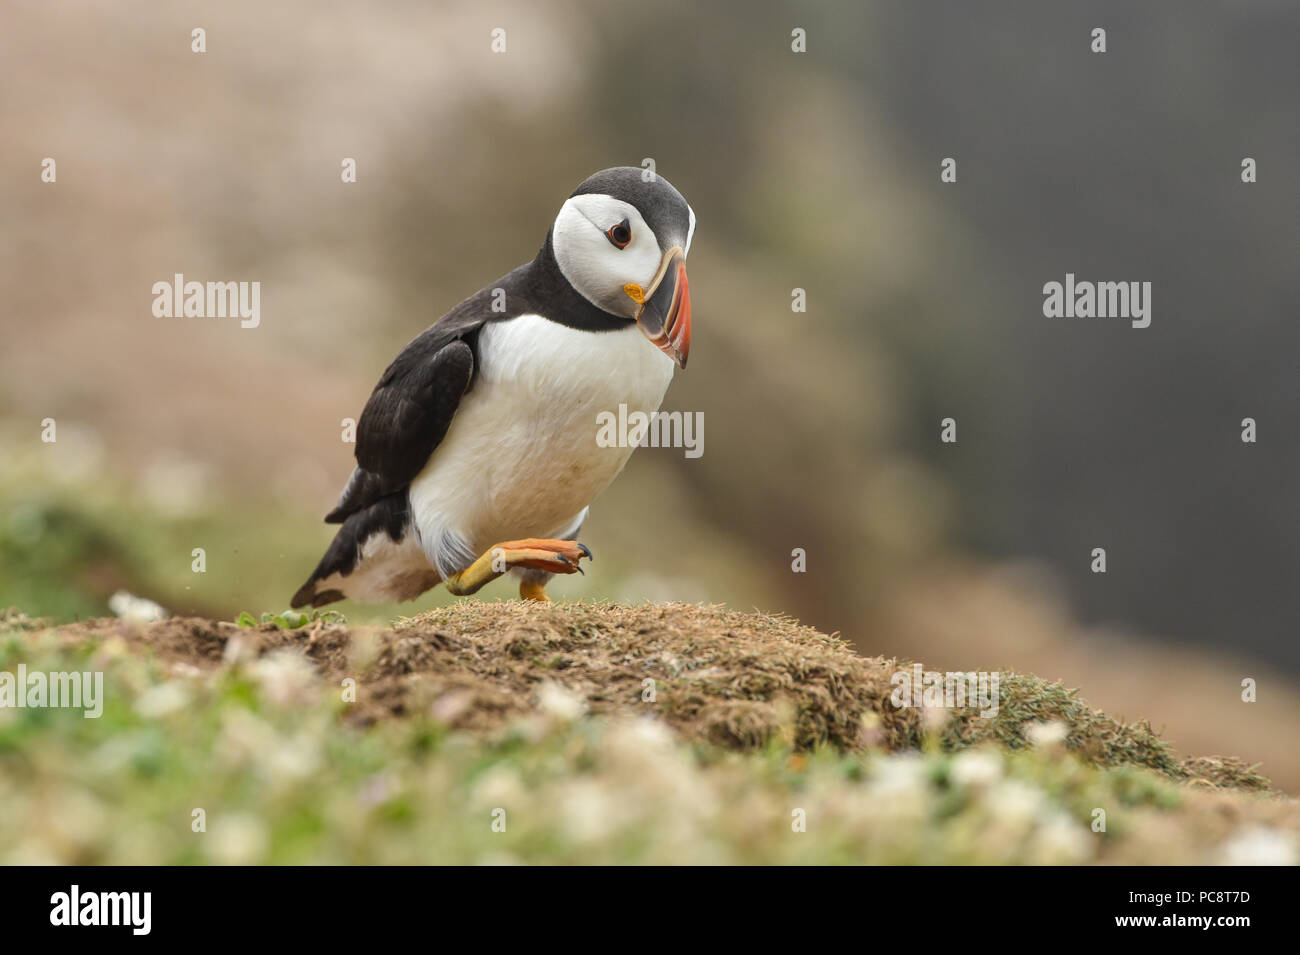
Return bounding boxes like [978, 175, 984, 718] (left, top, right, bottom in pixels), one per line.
[606, 218, 632, 249]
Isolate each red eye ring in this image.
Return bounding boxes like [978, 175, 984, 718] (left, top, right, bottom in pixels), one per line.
[606, 218, 632, 249]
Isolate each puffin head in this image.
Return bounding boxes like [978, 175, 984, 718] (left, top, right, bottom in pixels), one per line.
[549, 167, 695, 368]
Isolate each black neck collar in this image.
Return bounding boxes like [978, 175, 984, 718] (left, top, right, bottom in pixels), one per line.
[522, 231, 634, 333]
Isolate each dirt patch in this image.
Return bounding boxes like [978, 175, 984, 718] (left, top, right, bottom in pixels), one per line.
[50, 601, 1269, 790]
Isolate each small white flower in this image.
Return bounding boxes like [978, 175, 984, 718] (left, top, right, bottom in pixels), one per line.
[561, 781, 617, 843]
[222, 634, 254, 666]
[108, 590, 167, 623]
[920, 703, 950, 734]
[471, 766, 526, 810]
[206, 813, 269, 865]
[869, 753, 929, 798]
[1220, 826, 1298, 866]
[252, 650, 317, 708]
[950, 750, 1003, 789]
[1026, 720, 1069, 748]
[265, 734, 322, 784]
[1032, 814, 1094, 864]
[536, 681, 586, 723]
[133, 681, 189, 718]
[987, 780, 1045, 826]
[620, 715, 675, 751]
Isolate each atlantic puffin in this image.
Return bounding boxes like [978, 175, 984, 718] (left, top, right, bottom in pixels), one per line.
[291, 167, 695, 608]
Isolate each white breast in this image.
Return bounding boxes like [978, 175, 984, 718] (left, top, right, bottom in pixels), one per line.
[408, 314, 674, 576]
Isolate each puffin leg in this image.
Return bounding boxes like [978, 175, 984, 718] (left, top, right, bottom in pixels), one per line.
[519, 579, 550, 602]
[442, 539, 592, 597]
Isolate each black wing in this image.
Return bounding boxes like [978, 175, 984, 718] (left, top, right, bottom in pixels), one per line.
[324, 329, 476, 523]
[321, 241, 626, 524]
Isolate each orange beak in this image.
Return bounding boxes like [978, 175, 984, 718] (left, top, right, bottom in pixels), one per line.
[626, 246, 691, 368]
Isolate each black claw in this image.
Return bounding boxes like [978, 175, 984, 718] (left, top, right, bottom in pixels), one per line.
[577, 543, 593, 561]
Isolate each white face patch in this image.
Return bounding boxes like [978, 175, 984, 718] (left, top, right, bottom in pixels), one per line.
[551, 193, 664, 317]
[685, 204, 697, 256]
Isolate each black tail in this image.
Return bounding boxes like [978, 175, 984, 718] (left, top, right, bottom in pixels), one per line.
[291, 493, 413, 608]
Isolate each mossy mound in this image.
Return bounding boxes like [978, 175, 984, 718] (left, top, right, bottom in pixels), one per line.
[45, 601, 1268, 790]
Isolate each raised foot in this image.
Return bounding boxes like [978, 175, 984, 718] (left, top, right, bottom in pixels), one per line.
[443, 539, 593, 597]
[494, 538, 592, 576]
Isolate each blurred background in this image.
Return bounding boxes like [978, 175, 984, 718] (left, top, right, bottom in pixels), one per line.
[2, 1, 1298, 787]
